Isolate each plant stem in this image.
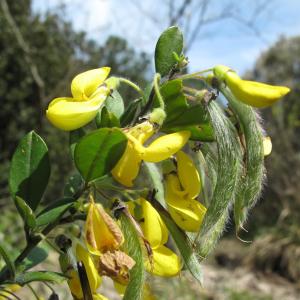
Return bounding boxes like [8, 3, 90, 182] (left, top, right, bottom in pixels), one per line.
[177, 68, 212, 81]
[153, 73, 165, 110]
[27, 284, 39, 300]
[119, 77, 144, 97]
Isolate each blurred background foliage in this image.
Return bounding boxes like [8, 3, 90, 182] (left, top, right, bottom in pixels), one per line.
[0, 0, 150, 205]
[0, 0, 299, 299]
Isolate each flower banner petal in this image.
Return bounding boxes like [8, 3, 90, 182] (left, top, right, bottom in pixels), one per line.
[71, 67, 111, 98]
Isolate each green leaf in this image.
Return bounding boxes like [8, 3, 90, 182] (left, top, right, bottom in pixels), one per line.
[21, 246, 49, 271]
[151, 199, 203, 285]
[221, 87, 264, 231]
[120, 98, 142, 127]
[64, 173, 84, 197]
[196, 101, 243, 257]
[0, 244, 15, 278]
[153, 80, 214, 141]
[74, 128, 127, 182]
[36, 197, 74, 227]
[143, 163, 164, 203]
[9, 131, 50, 210]
[120, 213, 145, 300]
[15, 271, 67, 285]
[95, 107, 120, 128]
[69, 128, 86, 160]
[155, 26, 183, 76]
[105, 89, 124, 118]
[15, 196, 36, 228]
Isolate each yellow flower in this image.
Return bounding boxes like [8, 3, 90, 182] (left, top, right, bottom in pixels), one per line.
[165, 151, 206, 232]
[213, 65, 290, 108]
[68, 244, 102, 300]
[112, 121, 191, 187]
[132, 198, 181, 277]
[46, 67, 111, 130]
[85, 199, 135, 285]
[85, 201, 124, 255]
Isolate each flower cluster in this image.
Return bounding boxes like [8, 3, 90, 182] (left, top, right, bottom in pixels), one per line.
[43, 61, 289, 299]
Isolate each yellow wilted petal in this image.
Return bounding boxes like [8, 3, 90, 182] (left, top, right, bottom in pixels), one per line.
[145, 245, 181, 277]
[111, 141, 142, 187]
[71, 67, 111, 98]
[140, 131, 191, 163]
[176, 151, 201, 199]
[85, 202, 124, 254]
[263, 136, 272, 156]
[166, 174, 207, 232]
[46, 87, 109, 131]
[140, 198, 168, 248]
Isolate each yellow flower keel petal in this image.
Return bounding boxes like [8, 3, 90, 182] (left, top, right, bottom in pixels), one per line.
[176, 151, 201, 199]
[167, 198, 206, 232]
[141, 131, 191, 163]
[213, 65, 290, 108]
[140, 198, 168, 248]
[112, 141, 142, 187]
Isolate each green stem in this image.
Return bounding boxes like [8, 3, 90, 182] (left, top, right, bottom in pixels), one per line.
[153, 73, 165, 110]
[177, 68, 213, 81]
[119, 77, 144, 97]
[27, 284, 39, 300]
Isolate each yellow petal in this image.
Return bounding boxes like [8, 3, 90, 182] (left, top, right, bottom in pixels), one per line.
[68, 244, 101, 298]
[93, 294, 109, 300]
[46, 87, 109, 131]
[263, 136, 272, 156]
[139, 131, 191, 163]
[145, 245, 181, 277]
[140, 198, 168, 248]
[68, 269, 82, 299]
[128, 121, 155, 143]
[176, 151, 201, 199]
[111, 141, 142, 187]
[71, 67, 111, 98]
[165, 174, 207, 232]
[85, 202, 124, 254]
[213, 65, 290, 108]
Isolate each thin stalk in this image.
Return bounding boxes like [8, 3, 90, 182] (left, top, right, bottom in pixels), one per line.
[119, 77, 144, 97]
[177, 69, 212, 81]
[153, 73, 165, 110]
[27, 284, 39, 300]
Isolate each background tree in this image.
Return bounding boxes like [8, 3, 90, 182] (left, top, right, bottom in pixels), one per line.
[0, 0, 150, 205]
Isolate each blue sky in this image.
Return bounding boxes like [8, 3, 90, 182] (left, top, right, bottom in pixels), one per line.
[33, 0, 300, 74]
